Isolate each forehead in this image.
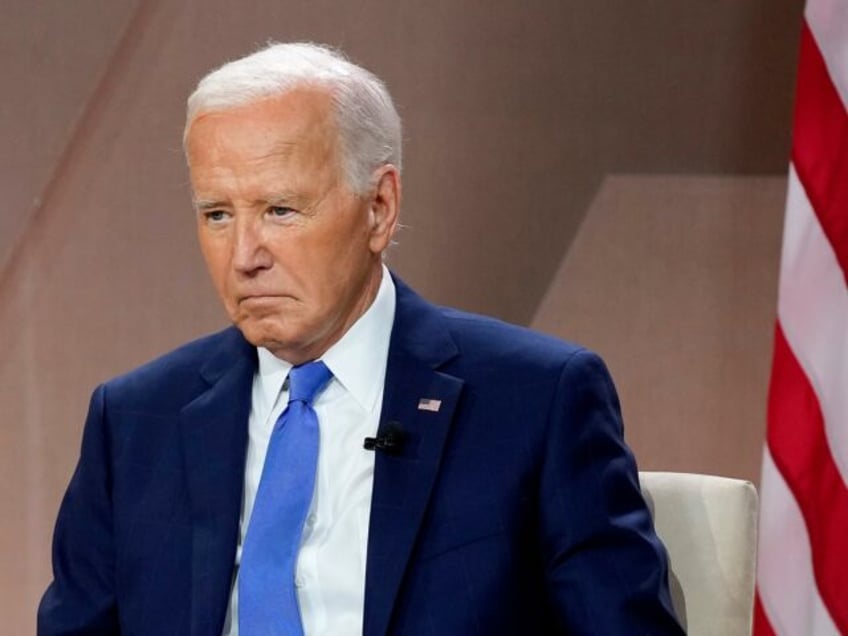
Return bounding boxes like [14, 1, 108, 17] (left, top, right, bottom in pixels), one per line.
[185, 87, 339, 171]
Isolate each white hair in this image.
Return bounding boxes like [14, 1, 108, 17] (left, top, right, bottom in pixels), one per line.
[185, 42, 402, 194]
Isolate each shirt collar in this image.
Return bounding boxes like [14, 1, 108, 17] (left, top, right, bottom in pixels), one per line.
[255, 265, 396, 412]
[255, 346, 291, 413]
[322, 265, 395, 411]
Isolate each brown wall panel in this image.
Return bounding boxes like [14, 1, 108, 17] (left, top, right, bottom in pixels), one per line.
[533, 175, 785, 485]
[0, 0, 141, 275]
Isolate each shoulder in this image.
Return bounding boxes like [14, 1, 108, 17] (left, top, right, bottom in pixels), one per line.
[440, 305, 581, 357]
[437, 305, 616, 407]
[438, 305, 604, 378]
[100, 326, 253, 412]
[392, 272, 606, 379]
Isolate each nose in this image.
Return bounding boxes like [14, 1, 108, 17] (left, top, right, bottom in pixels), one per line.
[232, 217, 273, 275]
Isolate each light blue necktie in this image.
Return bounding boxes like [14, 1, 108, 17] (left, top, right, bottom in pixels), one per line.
[239, 360, 332, 635]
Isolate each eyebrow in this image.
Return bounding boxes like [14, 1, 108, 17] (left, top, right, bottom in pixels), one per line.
[266, 191, 304, 207]
[192, 191, 306, 212]
[193, 199, 225, 211]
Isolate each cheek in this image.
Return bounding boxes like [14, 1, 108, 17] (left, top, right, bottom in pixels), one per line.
[197, 232, 215, 265]
[199, 241, 232, 292]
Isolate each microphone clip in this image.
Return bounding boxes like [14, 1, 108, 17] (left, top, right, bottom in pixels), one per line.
[363, 424, 403, 454]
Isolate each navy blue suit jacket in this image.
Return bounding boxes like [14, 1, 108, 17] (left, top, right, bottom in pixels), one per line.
[39, 277, 683, 635]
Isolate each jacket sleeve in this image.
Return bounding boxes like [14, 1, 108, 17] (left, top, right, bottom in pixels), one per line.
[539, 349, 685, 635]
[38, 384, 121, 635]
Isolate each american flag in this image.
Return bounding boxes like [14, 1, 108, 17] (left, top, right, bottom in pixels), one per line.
[417, 398, 442, 413]
[754, 1, 848, 634]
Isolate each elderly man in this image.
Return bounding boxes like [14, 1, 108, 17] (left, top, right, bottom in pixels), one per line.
[39, 43, 683, 635]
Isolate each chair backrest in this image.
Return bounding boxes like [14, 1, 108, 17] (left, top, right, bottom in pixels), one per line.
[640, 471, 758, 636]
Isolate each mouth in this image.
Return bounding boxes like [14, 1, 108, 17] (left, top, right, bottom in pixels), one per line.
[238, 294, 288, 304]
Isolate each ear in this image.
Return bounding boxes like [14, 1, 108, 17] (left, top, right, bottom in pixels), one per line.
[367, 165, 401, 254]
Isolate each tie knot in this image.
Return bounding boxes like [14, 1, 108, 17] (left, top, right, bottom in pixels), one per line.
[287, 360, 332, 405]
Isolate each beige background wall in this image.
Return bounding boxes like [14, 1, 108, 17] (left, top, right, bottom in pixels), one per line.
[1, 1, 803, 631]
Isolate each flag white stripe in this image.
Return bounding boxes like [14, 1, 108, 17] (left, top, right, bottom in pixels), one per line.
[757, 3, 848, 634]
[777, 164, 848, 489]
[805, 0, 848, 110]
[757, 448, 840, 636]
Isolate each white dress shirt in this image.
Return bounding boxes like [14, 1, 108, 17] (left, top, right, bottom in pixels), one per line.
[223, 266, 396, 635]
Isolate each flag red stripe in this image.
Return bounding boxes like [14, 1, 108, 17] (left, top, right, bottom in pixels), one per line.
[792, 22, 848, 282]
[767, 323, 848, 632]
[757, 10, 848, 634]
[753, 591, 777, 636]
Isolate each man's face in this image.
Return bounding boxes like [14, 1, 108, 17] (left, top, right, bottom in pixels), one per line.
[186, 88, 398, 364]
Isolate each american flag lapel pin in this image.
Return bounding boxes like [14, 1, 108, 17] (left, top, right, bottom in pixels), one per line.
[417, 398, 442, 413]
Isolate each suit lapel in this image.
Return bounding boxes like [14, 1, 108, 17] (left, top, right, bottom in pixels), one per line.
[363, 277, 463, 636]
[179, 328, 255, 636]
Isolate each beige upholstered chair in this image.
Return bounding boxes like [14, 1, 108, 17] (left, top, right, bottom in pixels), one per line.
[640, 472, 758, 636]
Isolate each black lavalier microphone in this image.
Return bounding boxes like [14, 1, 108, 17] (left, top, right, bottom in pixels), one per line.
[363, 422, 404, 454]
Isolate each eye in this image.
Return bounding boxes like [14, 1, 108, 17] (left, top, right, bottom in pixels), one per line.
[268, 205, 296, 218]
[203, 210, 230, 223]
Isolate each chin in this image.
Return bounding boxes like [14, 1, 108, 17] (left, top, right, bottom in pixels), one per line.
[234, 318, 300, 356]
[234, 318, 280, 347]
